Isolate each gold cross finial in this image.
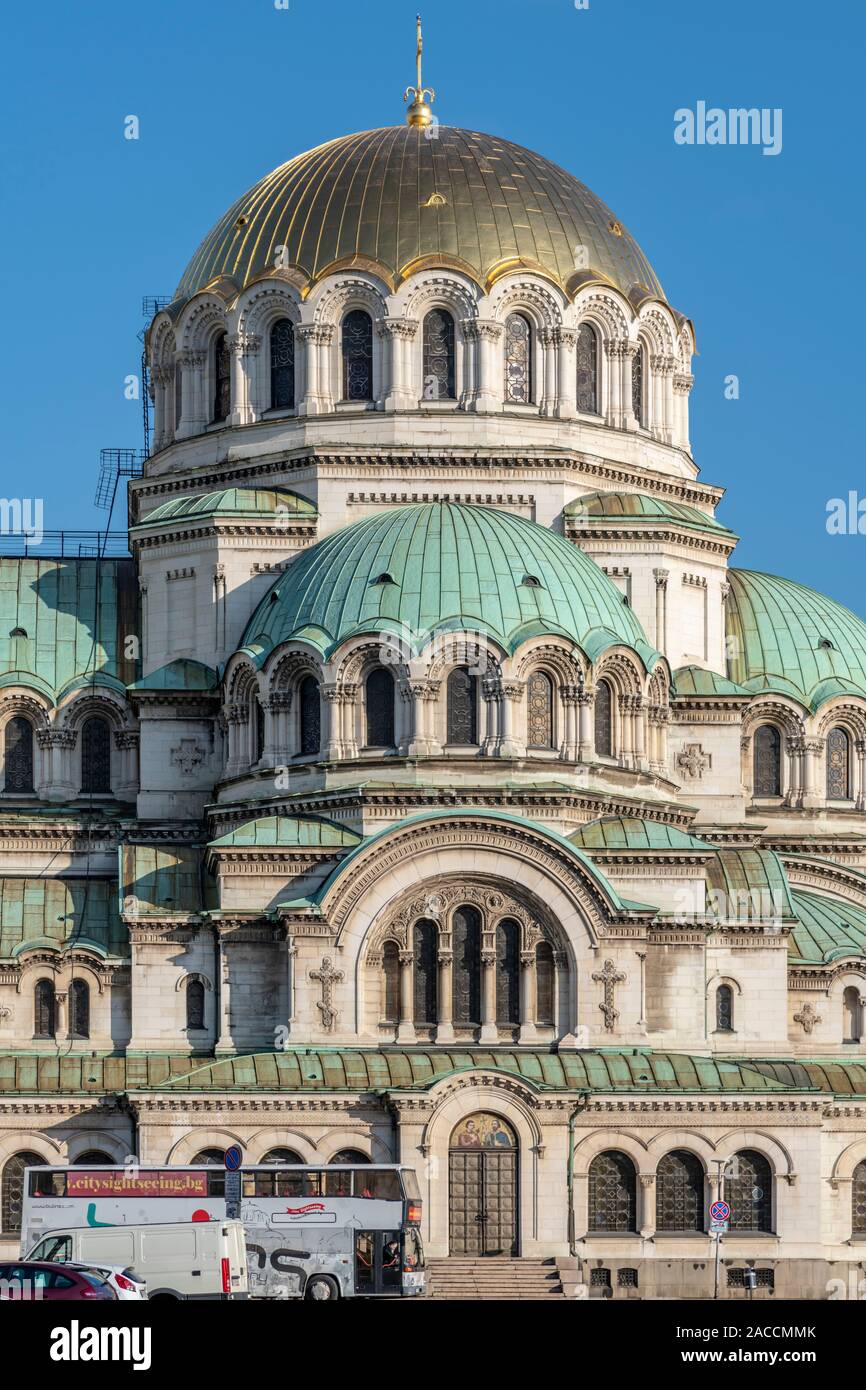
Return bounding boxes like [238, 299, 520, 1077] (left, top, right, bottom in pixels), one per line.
[404, 13, 435, 127]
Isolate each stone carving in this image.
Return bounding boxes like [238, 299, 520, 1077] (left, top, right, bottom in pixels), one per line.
[793, 1002, 821, 1035]
[592, 958, 626, 1031]
[171, 740, 205, 776]
[677, 743, 711, 780]
[309, 956, 344, 1032]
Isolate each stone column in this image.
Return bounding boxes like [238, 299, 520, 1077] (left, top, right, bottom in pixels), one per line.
[114, 730, 139, 801]
[554, 326, 577, 418]
[406, 680, 441, 757]
[215, 928, 233, 1054]
[55, 991, 68, 1038]
[268, 691, 292, 763]
[151, 365, 170, 451]
[577, 690, 593, 761]
[654, 568, 669, 654]
[632, 697, 646, 768]
[176, 349, 206, 437]
[466, 320, 503, 412]
[802, 738, 823, 809]
[784, 737, 804, 808]
[603, 339, 624, 428]
[435, 951, 454, 1043]
[224, 706, 245, 779]
[297, 324, 334, 416]
[623, 341, 640, 430]
[559, 685, 580, 762]
[378, 318, 418, 411]
[639, 1174, 656, 1238]
[397, 950, 416, 1043]
[229, 333, 261, 426]
[480, 949, 498, 1042]
[539, 328, 558, 417]
[481, 676, 500, 755]
[322, 684, 343, 760]
[518, 950, 539, 1044]
[856, 740, 866, 811]
[673, 372, 694, 452]
[499, 681, 526, 759]
[618, 694, 634, 765]
[260, 696, 280, 766]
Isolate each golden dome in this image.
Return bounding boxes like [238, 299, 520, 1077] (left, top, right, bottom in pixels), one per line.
[174, 125, 664, 306]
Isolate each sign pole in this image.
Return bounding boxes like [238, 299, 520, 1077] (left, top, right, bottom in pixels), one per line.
[711, 1166, 731, 1301]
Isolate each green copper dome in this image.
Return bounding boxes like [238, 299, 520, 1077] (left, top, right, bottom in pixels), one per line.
[565, 491, 735, 538]
[238, 503, 658, 665]
[726, 570, 866, 711]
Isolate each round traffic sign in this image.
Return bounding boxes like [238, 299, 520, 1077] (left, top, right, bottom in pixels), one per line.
[710, 1199, 730, 1222]
[225, 1144, 243, 1171]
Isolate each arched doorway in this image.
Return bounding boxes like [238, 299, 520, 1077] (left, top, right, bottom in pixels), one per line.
[449, 1113, 518, 1256]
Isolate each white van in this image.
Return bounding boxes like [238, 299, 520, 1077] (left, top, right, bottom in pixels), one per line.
[25, 1221, 248, 1301]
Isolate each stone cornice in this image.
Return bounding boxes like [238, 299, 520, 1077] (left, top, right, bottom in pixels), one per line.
[132, 520, 317, 551]
[569, 522, 736, 559]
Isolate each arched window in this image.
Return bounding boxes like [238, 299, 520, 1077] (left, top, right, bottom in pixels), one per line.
[270, 317, 295, 410]
[299, 676, 321, 757]
[594, 680, 612, 757]
[727, 1150, 772, 1232]
[382, 942, 399, 1023]
[754, 725, 782, 797]
[452, 905, 481, 1025]
[828, 727, 852, 800]
[527, 671, 554, 749]
[447, 667, 478, 745]
[413, 918, 438, 1024]
[74, 1150, 114, 1166]
[330, 1150, 369, 1164]
[504, 313, 532, 404]
[69, 979, 89, 1038]
[495, 918, 520, 1025]
[254, 699, 265, 763]
[5, 716, 34, 793]
[588, 1151, 637, 1232]
[536, 940, 555, 1025]
[81, 716, 111, 794]
[174, 359, 183, 430]
[715, 983, 734, 1032]
[844, 985, 862, 1043]
[576, 322, 598, 414]
[853, 1160, 866, 1234]
[34, 979, 55, 1038]
[2, 1151, 44, 1235]
[342, 310, 373, 401]
[261, 1148, 303, 1165]
[631, 344, 645, 426]
[186, 979, 205, 1031]
[656, 1151, 704, 1232]
[212, 332, 230, 423]
[192, 1148, 225, 1165]
[422, 309, 455, 401]
[365, 668, 395, 748]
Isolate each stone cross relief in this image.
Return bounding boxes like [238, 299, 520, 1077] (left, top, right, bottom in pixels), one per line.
[309, 956, 344, 1032]
[677, 742, 711, 781]
[793, 1002, 821, 1035]
[592, 958, 626, 1032]
[171, 739, 206, 776]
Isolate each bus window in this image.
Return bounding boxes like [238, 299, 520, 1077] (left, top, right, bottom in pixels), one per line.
[381, 1233, 401, 1291]
[401, 1168, 421, 1201]
[363, 1170, 401, 1201]
[275, 1170, 304, 1198]
[355, 1231, 375, 1293]
[28, 1172, 66, 1197]
[324, 1170, 352, 1198]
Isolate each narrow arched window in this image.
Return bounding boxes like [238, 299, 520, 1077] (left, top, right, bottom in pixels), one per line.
[254, 699, 265, 763]
[452, 905, 481, 1025]
[504, 313, 532, 404]
[186, 978, 205, 1031]
[754, 725, 782, 797]
[715, 983, 734, 1032]
[342, 310, 373, 401]
[495, 918, 520, 1025]
[447, 667, 478, 745]
[727, 1150, 772, 1232]
[4, 716, 34, 793]
[844, 985, 862, 1043]
[413, 919, 438, 1024]
[527, 671, 554, 748]
[536, 940, 555, 1025]
[34, 979, 55, 1038]
[2, 1151, 44, 1236]
[299, 676, 321, 756]
[212, 331, 231, 422]
[657, 1151, 704, 1232]
[422, 309, 455, 401]
[270, 317, 295, 410]
[828, 727, 852, 800]
[365, 668, 395, 748]
[576, 322, 598, 414]
[174, 359, 183, 430]
[382, 942, 399, 1022]
[588, 1151, 637, 1232]
[81, 716, 111, 794]
[594, 680, 612, 757]
[853, 1161, 866, 1234]
[631, 343, 645, 426]
[69, 979, 89, 1038]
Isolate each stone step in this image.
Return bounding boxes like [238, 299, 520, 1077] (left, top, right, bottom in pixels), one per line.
[426, 1257, 566, 1300]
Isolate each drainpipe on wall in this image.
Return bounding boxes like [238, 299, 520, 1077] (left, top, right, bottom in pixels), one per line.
[567, 1091, 591, 1256]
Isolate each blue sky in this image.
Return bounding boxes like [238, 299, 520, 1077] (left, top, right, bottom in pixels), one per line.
[2, 0, 863, 609]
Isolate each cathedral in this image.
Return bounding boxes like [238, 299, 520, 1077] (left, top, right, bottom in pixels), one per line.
[2, 35, 866, 1300]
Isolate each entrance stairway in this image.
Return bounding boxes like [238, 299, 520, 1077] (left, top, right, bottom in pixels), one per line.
[426, 1257, 566, 1300]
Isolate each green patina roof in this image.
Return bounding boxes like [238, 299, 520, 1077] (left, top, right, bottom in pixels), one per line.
[570, 816, 713, 854]
[121, 844, 212, 917]
[749, 1059, 866, 1098]
[672, 665, 751, 698]
[134, 488, 317, 528]
[237, 503, 658, 666]
[0, 878, 127, 960]
[706, 847, 797, 922]
[127, 659, 218, 693]
[0, 1049, 800, 1096]
[565, 491, 735, 537]
[208, 815, 361, 850]
[0, 558, 139, 702]
[726, 569, 866, 711]
[789, 887, 866, 965]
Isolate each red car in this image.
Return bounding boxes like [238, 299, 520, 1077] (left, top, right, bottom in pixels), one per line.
[0, 1261, 116, 1301]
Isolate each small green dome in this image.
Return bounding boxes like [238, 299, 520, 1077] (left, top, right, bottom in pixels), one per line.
[726, 570, 866, 710]
[238, 503, 658, 665]
[134, 488, 316, 528]
[569, 817, 714, 853]
[565, 491, 734, 537]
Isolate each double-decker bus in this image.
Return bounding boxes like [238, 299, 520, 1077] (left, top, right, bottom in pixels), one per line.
[21, 1164, 425, 1300]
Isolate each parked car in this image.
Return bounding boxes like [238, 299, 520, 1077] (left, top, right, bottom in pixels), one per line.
[0, 1261, 116, 1301]
[26, 1220, 248, 1300]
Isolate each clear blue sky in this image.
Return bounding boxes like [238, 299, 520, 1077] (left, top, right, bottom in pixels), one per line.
[2, 0, 863, 609]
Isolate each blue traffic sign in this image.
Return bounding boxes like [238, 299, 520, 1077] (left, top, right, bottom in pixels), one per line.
[225, 1144, 243, 1171]
[710, 1199, 731, 1222]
